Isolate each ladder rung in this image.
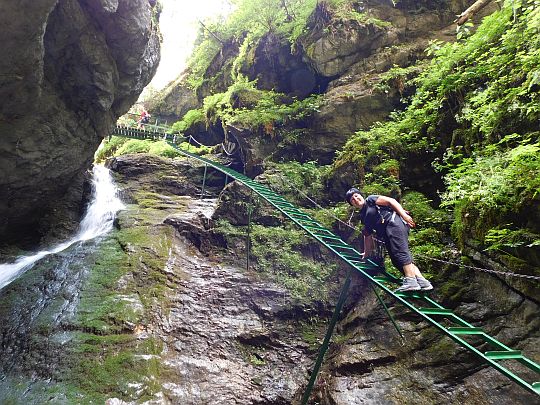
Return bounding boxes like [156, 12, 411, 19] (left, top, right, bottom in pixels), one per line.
[373, 276, 398, 283]
[274, 202, 296, 208]
[266, 197, 288, 203]
[316, 234, 342, 241]
[341, 258, 364, 265]
[285, 210, 309, 216]
[395, 291, 429, 299]
[302, 223, 326, 228]
[256, 191, 278, 197]
[448, 327, 484, 335]
[485, 350, 523, 360]
[532, 382, 540, 393]
[296, 219, 321, 224]
[327, 244, 355, 250]
[306, 228, 334, 235]
[340, 253, 363, 259]
[256, 191, 281, 197]
[518, 357, 540, 374]
[281, 208, 304, 214]
[419, 308, 454, 315]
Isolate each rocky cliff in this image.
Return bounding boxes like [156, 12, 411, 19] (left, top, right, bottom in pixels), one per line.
[150, 0, 498, 173]
[0, 0, 160, 247]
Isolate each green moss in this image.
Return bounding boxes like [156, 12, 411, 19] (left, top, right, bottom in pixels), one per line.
[248, 354, 266, 366]
[57, 223, 171, 401]
[300, 318, 325, 349]
[94, 136, 129, 163]
[68, 335, 162, 402]
[250, 223, 336, 300]
[215, 218, 336, 300]
[74, 237, 133, 333]
[402, 191, 449, 230]
[171, 108, 205, 134]
[262, 161, 330, 206]
[200, 76, 323, 132]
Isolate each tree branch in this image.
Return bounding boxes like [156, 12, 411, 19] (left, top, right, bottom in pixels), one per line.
[455, 0, 493, 26]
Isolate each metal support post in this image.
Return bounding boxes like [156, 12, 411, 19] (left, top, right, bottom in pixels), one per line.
[301, 271, 352, 405]
[200, 164, 208, 199]
[371, 285, 404, 340]
[246, 192, 253, 272]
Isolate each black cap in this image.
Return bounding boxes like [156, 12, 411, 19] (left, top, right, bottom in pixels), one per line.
[345, 187, 361, 205]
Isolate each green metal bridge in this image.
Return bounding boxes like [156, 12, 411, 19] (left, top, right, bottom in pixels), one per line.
[111, 125, 540, 400]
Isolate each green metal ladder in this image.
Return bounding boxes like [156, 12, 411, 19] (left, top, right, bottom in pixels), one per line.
[110, 127, 540, 398]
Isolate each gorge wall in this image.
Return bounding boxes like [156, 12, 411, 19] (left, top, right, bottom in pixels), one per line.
[150, 0, 498, 176]
[0, 0, 160, 247]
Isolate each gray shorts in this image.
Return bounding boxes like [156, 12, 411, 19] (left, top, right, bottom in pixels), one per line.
[384, 213, 413, 272]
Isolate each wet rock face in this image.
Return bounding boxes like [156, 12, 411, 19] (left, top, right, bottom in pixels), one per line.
[317, 273, 540, 404]
[0, 0, 160, 245]
[107, 154, 326, 404]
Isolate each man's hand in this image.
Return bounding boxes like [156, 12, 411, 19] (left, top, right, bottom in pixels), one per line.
[402, 212, 415, 228]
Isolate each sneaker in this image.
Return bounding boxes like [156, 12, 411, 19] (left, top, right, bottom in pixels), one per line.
[395, 277, 421, 292]
[416, 276, 433, 291]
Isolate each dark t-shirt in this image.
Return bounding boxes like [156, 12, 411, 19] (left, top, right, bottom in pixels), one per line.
[359, 195, 394, 236]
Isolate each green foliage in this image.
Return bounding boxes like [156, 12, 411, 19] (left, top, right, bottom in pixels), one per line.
[215, 218, 335, 300]
[94, 137, 128, 162]
[112, 139, 179, 158]
[250, 223, 335, 299]
[334, 125, 405, 193]
[95, 137, 210, 161]
[186, 37, 223, 89]
[201, 76, 323, 131]
[444, 139, 540, 263]
[263, 161, 329, 204]
[402, 191, 449, 230]
[306, 203, 351, 231]
[186, 0, 368, 89]
[484, 228, 540, 251]
[443, 141, 540, 214]
[171, 109, 205, 133]
[332, 0, 540, 268]
[115, 139, 153, 155]
[147, 140, 181, 158]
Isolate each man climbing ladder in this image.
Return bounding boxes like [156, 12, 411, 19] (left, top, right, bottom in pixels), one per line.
[345, 187, 433, 292]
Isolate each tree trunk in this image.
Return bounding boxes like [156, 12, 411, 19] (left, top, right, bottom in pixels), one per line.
[455, 0, 493, 26]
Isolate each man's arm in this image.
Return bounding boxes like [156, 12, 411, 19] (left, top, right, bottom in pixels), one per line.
[374, 195, 416, 228]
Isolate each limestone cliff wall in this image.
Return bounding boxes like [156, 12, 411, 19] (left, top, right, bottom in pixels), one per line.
[0, 0, 160, 245]
[151, 0, 498, 174]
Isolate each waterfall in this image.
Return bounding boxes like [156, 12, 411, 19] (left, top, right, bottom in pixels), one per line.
[0, 165, 124, 290]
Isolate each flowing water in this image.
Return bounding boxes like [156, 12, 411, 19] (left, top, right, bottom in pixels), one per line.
[0, 165, 124, 290]
[0, 165, 124, 400]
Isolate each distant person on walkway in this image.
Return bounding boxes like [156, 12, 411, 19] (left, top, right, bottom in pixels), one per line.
[137, 108, 151, 129]
[345, 187, 433, 292]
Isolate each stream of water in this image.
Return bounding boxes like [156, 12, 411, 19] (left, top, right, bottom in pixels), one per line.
[0, 165, 124, 290]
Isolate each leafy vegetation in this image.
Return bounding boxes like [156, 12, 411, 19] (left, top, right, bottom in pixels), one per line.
[214, 218, 336, 300]
[196, 76, 323, 132]
[262, 161, 330, 205]
[170, 108, 205, 133]
[332, 0, 540, 270]
[186, 0, 377, 90]
[94, 137, 211, 163]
